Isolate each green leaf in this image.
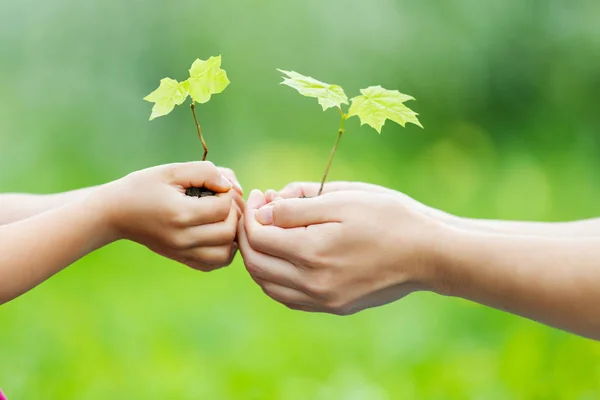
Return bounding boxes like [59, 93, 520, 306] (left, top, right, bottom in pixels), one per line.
[143, 78, 190, 120]
[278, 69, 348, 111]
[187, 55, 230, 104]
[347, 85, 423, 133]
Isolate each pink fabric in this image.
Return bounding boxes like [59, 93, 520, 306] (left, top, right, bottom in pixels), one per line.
[0, 389, 6, 400]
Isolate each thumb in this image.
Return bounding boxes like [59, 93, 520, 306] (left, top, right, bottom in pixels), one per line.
[165, 162, 232, 193]
[255, 195, 341, 228]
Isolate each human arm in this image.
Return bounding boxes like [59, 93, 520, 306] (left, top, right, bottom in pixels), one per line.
[0, 162, 241, 305]
[272, 181, 600, 238]
[0, 188, 97, 225]
[0, 168, 242, 226]
[241, 189, 600, 340]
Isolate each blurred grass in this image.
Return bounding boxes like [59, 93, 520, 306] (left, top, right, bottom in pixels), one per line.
[1, 0, 600, 398]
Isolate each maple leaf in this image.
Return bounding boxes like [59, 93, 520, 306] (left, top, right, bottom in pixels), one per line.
[278, 69, 348, 111]
[143, 78, 190, 120]
[348, 85, 422, 133]
[187, 55, 230, 104]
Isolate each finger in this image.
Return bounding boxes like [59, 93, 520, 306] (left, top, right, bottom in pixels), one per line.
[277, 182, 320, 199]
[230, 190, 245, 216]
[183, 204, 238, 247]
[238, 219, 304, 288]
[180, 244, 236, 271]
[265, 189, 278, 203]
[254, 278, 316, 307]
[243, 199, 309, 259]
[218, 167, 243, 196]
[218, 189, 242, 217]
[246, 189, 267, 210]
[255, 195, 343, 228]
[278, 181, 370, 199]
[165, 162, 233, 193]
[177, 192, 232, 225]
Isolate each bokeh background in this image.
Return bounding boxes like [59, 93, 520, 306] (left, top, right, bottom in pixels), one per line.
[1, 0, 600, 398]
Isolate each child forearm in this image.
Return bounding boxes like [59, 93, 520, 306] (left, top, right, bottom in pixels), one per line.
[0, 187, 97, 225]
[0, 162, 242, 304]
[0, 198, 113, 304]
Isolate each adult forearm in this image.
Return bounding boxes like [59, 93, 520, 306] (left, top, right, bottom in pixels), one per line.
[0, 198, 113, 304]
[436, 228, 600, 340]
[446, 216, 600, 238]
[387, 189, 600, 238]
[0, 187, 97, 225]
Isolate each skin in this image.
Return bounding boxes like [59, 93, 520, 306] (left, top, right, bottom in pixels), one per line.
[0, 167, 243, 225]
[0, 162, 243, 305]
[240, 183, 600, 340]
[269, 181, 600, 238]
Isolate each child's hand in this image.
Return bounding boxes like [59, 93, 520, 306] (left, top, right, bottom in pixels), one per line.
[92, 162, 241, 271]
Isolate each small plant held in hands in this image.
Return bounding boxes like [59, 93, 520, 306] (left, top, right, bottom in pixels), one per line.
[144, 55, 230, 197]
[278, 69, 423, 196]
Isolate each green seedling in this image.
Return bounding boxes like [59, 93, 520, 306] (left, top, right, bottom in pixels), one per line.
[278, 69, 423, 195]
[144, 56, 230, 197]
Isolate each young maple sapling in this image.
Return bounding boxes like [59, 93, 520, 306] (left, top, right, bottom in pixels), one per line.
[278, 69, 423, 195]
[144, 55, 230, 197]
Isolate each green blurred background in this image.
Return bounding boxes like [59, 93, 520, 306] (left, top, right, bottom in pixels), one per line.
[1, 0, 600, 398]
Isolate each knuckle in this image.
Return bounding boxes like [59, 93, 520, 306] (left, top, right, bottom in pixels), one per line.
[303, 274, 332, 299]
[273, 201, 291, 219]
[213, 200, 231, 221]
[262, 285, 281, 302]
[244, 262, 258, 276]
[307, 227, 339, 263]
[321, 295, 348, 315]
[204, 246, 233, 266]
[169, 210, 192, 227]
[166, 232, 190, 250]
[215, 219, 237, 243]
[295, 241, 322, 266]
[200, 160, 216, 168]
[198, 161, 218, 175]
[327, 304, 351, 316]
[223, 224, 238, 243]
[188, 262, 218, 272]
[219, 167, 234, 177]
[245, 227, 261, 249]
[161, 163, 180, 181]
[161, 202, 183, 224]
[244, 257, 261, 276]
[216, 247, 233, 263]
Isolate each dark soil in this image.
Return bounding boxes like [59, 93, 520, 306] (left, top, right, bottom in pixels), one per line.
[185, 187, 216, 198]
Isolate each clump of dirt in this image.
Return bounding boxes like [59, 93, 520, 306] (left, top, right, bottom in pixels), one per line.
[185, 187, 216, 198]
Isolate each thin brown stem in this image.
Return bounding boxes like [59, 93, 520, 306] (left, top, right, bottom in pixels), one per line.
[318, 114, 346, 196]
[190, 102, 208, 161]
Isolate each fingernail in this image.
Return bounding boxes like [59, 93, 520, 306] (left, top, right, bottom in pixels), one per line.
[220, 175, 233, 189]
[256, 204, 274, 225]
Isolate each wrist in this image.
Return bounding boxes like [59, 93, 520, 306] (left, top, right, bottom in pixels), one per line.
[81, 184, 124, 244]
[428, 225, 487, 297]
[409, 218, 471, 296]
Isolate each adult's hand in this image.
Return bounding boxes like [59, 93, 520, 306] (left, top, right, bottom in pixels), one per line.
[239, 189, 445, 314]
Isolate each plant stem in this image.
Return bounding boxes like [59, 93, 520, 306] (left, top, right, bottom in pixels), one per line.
[190, 102, 208, 161]
[318, 113, 346, 196]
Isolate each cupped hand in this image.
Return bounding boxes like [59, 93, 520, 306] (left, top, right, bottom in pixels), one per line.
[239, 189, 447, 315]
[93, 161, 241, 271]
